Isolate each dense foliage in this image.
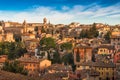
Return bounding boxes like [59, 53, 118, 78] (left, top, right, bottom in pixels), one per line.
[0, 42, 27, 60]
[104, 31, 111, 43]
[34, 26, 38, 32]
[49, 51, 61, 64]
[40, 37, 56, 50]
[13, 34, 22, 42]
[2, 61, 28, 75]
[60, 42, 72, 50]
[62, 53, 74, 65]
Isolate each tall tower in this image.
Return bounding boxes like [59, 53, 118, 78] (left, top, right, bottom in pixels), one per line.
[43, 17, 47, 24]
[23, 20, 27, 33]
[43, 17, 47, 29]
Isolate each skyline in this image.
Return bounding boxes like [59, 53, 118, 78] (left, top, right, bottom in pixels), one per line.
[0, 0, 120, 25]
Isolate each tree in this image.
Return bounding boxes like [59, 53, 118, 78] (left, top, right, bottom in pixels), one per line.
[51, 51, 61, 64]
[34, 26, 38, 32]
[61, 53, 76, 72]
[41, 26, 45, 33]
[0, 42, 27, 60]
[40, 37, 56, 50]
[79, 30, 88, 38]
[13, 34, 22, 42]
[71, 64, 76, 72]
[2, 61, 28, 75]
[60, 42, 72, 50]
[88, 23, 99, 38]
[62, 53, 74, 65]
[104, 31, 111, 43]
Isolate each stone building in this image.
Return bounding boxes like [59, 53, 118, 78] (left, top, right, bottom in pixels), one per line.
[74, 45, 92, 64]
[17, 54, 51, 75]
[76, 61, 115, 80]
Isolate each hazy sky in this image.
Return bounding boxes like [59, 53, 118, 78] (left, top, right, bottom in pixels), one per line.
[0, 0, 120, 25]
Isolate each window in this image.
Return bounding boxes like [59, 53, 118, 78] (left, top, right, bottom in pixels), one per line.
[30, 64, 32, 67]
[106, 68, 108, 70]
[104, 49, 106, 52]
[24, 64, 27, 66]
[33, 64, 35, 67]
[117, 55, 119, 58]
[29, 69, 32, 71]
[33, 69, 36, 71]
[102, 72, 103, 75]
[37, 65, 39, 68]
[100, 49, 103, 52]
[106, 72, 109, 76]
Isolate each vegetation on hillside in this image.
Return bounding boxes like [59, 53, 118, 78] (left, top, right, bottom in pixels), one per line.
[0, 42, 27, 60]
[2, 61, 28, 75]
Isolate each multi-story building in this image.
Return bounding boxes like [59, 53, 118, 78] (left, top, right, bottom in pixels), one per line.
[111, 36, 120, 45]
[0, 27, 15, 42]
[74, 46, 92, 64]
[17, 54, 51, 75]
[76, 61, 115, 80]
[114, 51, 120, 63]
[97, 44, 115, 55]
[111, 35, 120, 51]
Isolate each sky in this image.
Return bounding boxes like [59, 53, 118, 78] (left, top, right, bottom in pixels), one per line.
[0, 0, 120, 25]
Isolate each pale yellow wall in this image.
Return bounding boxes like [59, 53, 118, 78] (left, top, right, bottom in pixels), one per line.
[96, 67, 114, 79]
[98, 48, 109, 54]
[27, 27, 35, 32]
[112, 31, 120, 36]
[4, 22, 10, 27]
[24, 63, 39, 72]
[5, 33, 14, 42]
[0, 35, 2, 42]
[39, 59, 51, 69]
[76, 66, 90, 70]
[22, 34, 35, 41]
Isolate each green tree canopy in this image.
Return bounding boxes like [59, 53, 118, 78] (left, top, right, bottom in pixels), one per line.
[50, 51, 61, 64]
[13, 34, 22, 42]
[2, 61, 28, 75]
[0, 42, 27, 60]
[60, 42, 72, 50]
[34, 26, 38, 32]
[89, 23, 99, 38]
[40, 37, 56, 50]
[62, 53, 74, 65]
[104, 31, 111, 43]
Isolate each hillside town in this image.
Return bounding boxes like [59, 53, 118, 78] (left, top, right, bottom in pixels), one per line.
[0, 18, 120, 80]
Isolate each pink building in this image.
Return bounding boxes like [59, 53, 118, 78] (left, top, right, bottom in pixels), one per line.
[114, 51, 120, 63]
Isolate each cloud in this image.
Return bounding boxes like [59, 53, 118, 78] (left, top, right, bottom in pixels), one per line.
[62, 6, 70, 11]
[0, 3, 120, 25]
